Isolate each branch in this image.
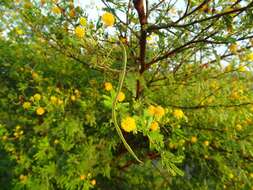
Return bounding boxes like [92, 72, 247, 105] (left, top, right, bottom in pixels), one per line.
[147, 2, 253, 31]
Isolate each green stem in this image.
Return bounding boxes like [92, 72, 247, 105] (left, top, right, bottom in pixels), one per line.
[112, 40, 143, 164]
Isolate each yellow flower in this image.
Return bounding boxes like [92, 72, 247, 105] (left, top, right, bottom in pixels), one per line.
[148, 105, 165, 117]
[224, 64, 232, 72]
[16, 125, 21, 130]
[80, 175, 86, 180]
[80, 17, 87, 26]
[228, 173, 234, 179]
[238, 65, 246, 72]
[70, 95, 76, 101]
[121, 116, 136, 132]
[74, 89, 81, 97]
[117, 91, 125, 102]
[36, 107, 45, 116]
[2, 135, 8, 141]
[52, 6, 61, 14]
[50, 96, 58, 104]
[104, 82, 113, 91]
[148, 105, 156, 116]
[32, 72, 39, 79]
[19, 174, 28, 183]
[150, 121, 159, 131]
[191, 136, 197, 143]
[203, 140, 209, 146]
[250, 173, 253, 178]
[155, 106, 165, 117]
[229, 43, 238, 54]
[14, 132, 19, 138]
[34, 93, 41, 101]
[54, 139, 59, 144]
[246, 52, 253, 61]
[91, 179, 96, 186]
[16, 28, 24, 35]
[75, 26, 85, 38]
[230, 91, 240, 100]
[22, 102, 31, 109]
[235, 124, 243, 131]
[58, 99, 63, 105]
[173, 109, 184, 119]
[101, 12, 115, 27]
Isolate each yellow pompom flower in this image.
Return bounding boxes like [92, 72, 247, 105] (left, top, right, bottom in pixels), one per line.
[80, 17, 87, 26]
[121, 116, 136, 132]
[238, 65, 246, 72]
[34, 93, 41, 101]
[235, 124, 243, 131]
[52, 6, 61, 14]
[154, 106, 165, 117]
[22, 102, 31, 109]
[58, 99, 64, 105]
[32, 71, 39, 79]
[191, 136, 197, 143]
[70, 95, 76, 101]
[104, 82, 113, 91]
[224, 64, 232, 72]
[19, 174, 28, 183]
[91, 179, 96, 186]
[101, 12, 115, 27]
[80, 175, 86, 180]
[50, 96, 58, 104]
[54, 139, 59, 144]
[229, 43, 238, 54]
[75, 26, 85, 38]
[246, 52, 253, 61]
[148, 105, 165, 117]
[148, 105, 156, 116]
[117, 91, 125, 102]
[203, 140, 209, 146]
[150, 121, 159, 131]
[36, 107, 45, 116]
[173, 109, 184, 119]
[16, 28, 24, 35]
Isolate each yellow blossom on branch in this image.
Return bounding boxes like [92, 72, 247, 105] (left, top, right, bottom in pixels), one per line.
[50, 96, 58, 104]
[155, 106, 165, 117]
[36, 107, 45, 116]
[104, 82, 113, 91]
[117, 91, 125, 102]
[173, 109, 184, 119]
[101, 12, 115, 27]
[34, 93, 41, 101]
[52, 6, 61, 14]
[150, 121, 159, 131]
[80, 17, 87, 26]
[75, 26, 85, 38]
[246, 52, 253, 61]
[229, 43, 238, 54]
[148, 105, 156, 115]
[121, 116, 136, 132]
[22, 102, 31, 109]
[147, 105, 165, 118]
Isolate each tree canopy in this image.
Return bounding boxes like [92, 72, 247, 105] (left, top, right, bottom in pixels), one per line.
[0, 0, 253, 189]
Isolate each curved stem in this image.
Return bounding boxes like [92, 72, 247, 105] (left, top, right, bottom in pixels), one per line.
[112, 40, 143, 164]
